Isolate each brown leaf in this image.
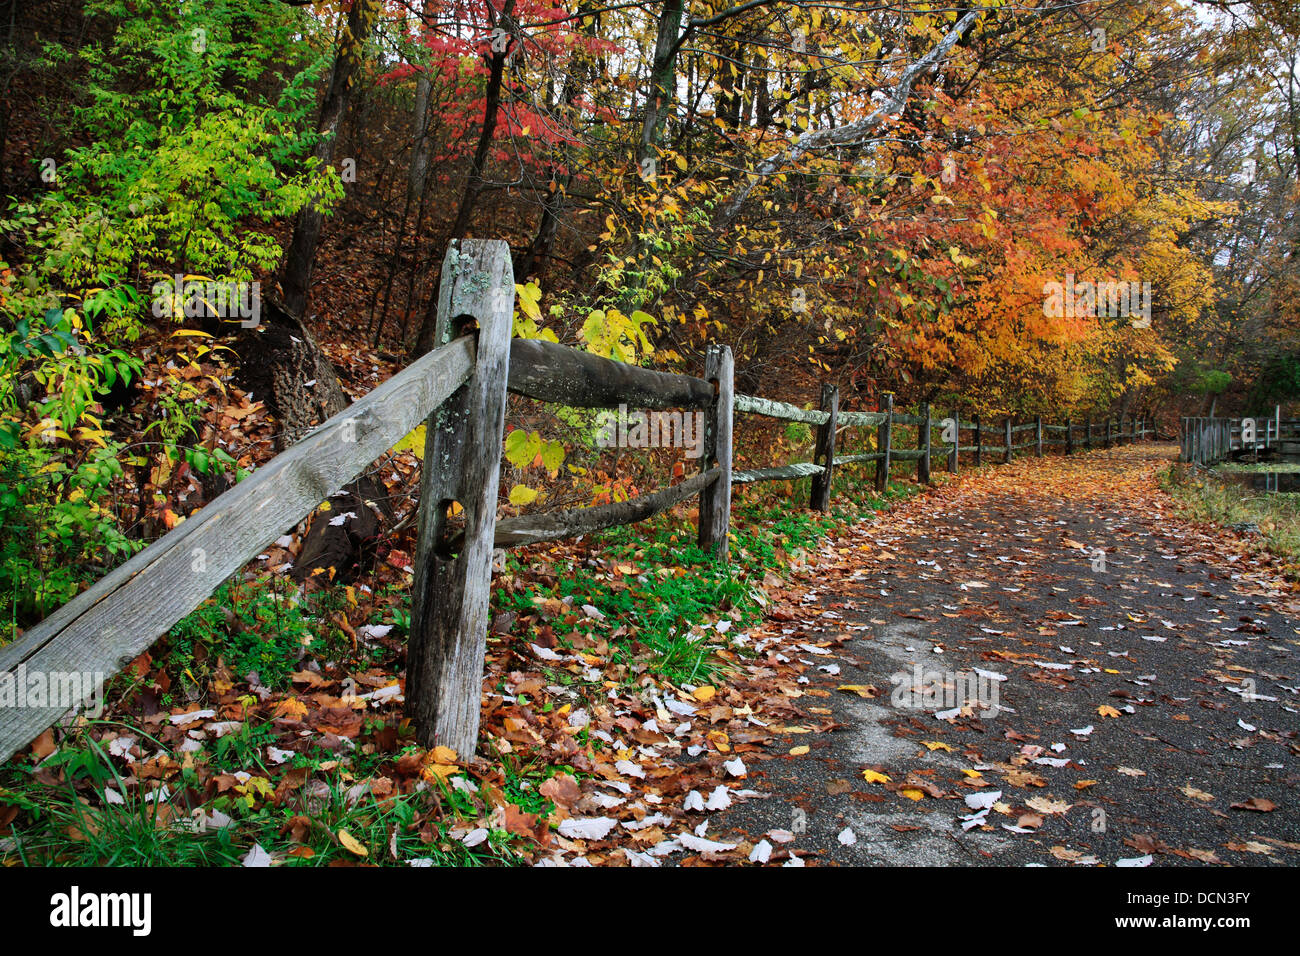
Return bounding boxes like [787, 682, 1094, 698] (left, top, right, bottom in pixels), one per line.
[30, 729, 56, 760]
[539, 773, 581, 810]
[1230, 797, 1277, 812]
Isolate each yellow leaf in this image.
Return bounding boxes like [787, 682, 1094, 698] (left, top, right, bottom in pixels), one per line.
[337, 829, 368, 857]
[789, 745, 809, 756]
[1098, 705, 1121, 718]
[432, 745, 458, 764]
[862, 769, 891, 784]
[922, 741, 953, 752]
[508, 484, 539, 506]
[693, 685, 716, 702]
[900, 788, 925, 801]
[390, 424, 426, 459]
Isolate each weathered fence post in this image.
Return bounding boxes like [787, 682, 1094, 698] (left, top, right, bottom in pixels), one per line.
[1035, 415, 1043, 457]
[1004, 418, 1013, 464]
[918, 401, 932, 484]
[974, 414, 982, 467]
[810, 383, 838, 511]
[1104, 419, 1112, 448]
[1085, 417, 1092, 449]
[1066, 418, 1074, 455]
[948, 410, 959, 474]
[875, 393, 893, 492]
[407, 239, 513, 757]
[698, 344, 734, 559]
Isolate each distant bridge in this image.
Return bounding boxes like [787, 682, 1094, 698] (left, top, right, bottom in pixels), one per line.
[1180, 408, 1299, 465]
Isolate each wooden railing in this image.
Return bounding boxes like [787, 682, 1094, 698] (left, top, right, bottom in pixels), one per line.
[0, 239, 1153, 762]
[1179, 410, 1296, 465]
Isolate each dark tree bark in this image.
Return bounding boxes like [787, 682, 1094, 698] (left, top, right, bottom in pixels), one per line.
[235, 299, 350, 448]
[414, 0, 517, 356]
[278, 0, 380, 320]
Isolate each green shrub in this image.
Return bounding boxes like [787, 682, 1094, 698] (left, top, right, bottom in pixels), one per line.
[164, 580, 310, 692]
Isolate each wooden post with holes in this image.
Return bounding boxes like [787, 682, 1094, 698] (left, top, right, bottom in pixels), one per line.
[1066, 418, 1074, 455]
[407, 239, 513, 758]
[974, 414, 982, 467]
[875, 393, 893, 492]
[918, 402, 932, 484]
[810, 383, 838, 511]
[698, 344, 733, 559]
[1004, 418, 1013, 464]
[948, 410, 959, 474]
[1035, 415, 1043, 456]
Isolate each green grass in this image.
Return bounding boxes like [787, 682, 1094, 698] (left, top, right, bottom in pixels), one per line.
[493, 464, 926, 687]
[159, 577, 410, 703]
[161, 578, 313, 694]
[1160, 463, 1300, 579]
[0, 722, 524, 867]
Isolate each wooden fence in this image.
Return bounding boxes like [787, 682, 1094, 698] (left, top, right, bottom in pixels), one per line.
[0, 240, 1153, 762]
[1179, 410, 1297, 465]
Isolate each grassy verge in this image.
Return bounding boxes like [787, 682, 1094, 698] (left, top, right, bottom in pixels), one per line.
[1159, 463, 1300, 580]
[1, 729, 523, 866]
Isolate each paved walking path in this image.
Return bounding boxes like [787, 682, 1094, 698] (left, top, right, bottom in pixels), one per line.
[721, 444, 1299, 866]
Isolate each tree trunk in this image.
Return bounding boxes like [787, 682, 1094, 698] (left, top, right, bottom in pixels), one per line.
[413, 0, 516, 355]
[517, 2, 596, 281]
[236, 299, 350, 448]
[278, 0, 380, 320]
[637, 0, 685, 165]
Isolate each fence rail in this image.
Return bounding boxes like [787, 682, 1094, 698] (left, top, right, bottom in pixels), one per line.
[1179, 410, 1296, 465]
[0, 240, 1155, 762]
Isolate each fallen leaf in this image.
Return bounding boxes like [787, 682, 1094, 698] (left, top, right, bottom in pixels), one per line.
[338, 829, 368, 857]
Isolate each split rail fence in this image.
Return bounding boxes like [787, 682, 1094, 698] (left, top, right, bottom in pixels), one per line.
[0, 240, 1152, 761]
